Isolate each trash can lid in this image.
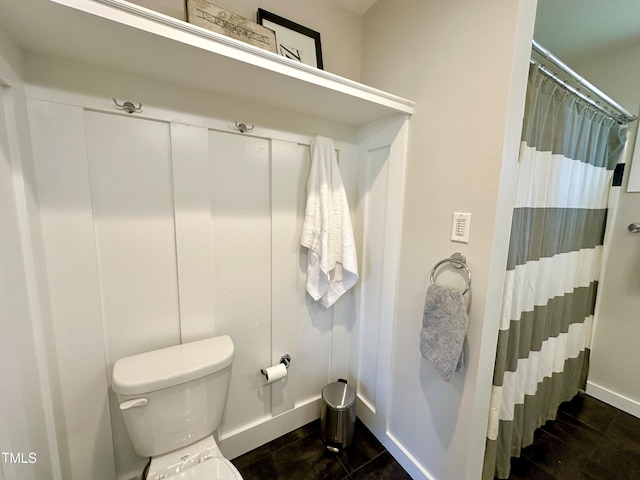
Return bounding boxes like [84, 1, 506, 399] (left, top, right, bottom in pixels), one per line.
[322, 381, 356, 410]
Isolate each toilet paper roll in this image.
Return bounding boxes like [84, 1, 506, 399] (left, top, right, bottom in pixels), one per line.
[263, 363, 288, 384]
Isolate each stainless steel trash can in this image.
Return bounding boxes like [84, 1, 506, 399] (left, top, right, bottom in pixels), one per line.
[320, 379, 356, 452]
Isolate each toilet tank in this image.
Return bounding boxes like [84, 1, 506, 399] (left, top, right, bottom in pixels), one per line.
[111, 335, 234, 458]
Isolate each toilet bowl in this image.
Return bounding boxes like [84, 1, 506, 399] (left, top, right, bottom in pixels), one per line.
[143, 435, 241, 480]
[111, 335, 243, 479]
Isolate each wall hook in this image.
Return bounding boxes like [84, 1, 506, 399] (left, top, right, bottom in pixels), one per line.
[112, 98, 142, 114]
[234, 121, 254, 133]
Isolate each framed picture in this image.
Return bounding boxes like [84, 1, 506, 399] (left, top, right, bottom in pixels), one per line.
[257, 9, 323, 69]
[187, 1, 277, 53]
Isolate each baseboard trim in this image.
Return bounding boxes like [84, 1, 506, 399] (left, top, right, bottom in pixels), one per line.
[586, 381, 640, 419]
[218, 396, 321, 459]
[385, 431, 435, 480]
[355, 396, 433, 480]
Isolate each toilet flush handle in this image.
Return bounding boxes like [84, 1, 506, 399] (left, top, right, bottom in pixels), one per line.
[119, 398, 148, 410]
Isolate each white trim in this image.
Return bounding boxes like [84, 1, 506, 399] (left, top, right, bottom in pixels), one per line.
[385, 432, 436, 480]
[170, 122, 215, 343]
[81, 0, 414, 112]
[25, 81, 342, 148]
[354, 115, 409, 427]
[356, 392, 376, 415]
[586, 381, 640, 419]
[2, 89, 64, 479]
[357, 396, 434, 480]
[469, 1, 539, 472]
[218, 396, 321, 459]
[29, 0, 414, 126]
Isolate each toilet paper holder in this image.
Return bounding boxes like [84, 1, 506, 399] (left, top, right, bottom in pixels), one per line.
[260, 354, 291, 377]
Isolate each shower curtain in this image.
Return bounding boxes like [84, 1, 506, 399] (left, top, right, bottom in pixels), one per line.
[483, 65, 627, 479]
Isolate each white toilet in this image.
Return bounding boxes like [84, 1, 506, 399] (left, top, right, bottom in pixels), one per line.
[111, 335, 243, 480]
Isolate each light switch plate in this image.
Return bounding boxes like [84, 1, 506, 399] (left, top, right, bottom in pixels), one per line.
[451, 212, 471, 243]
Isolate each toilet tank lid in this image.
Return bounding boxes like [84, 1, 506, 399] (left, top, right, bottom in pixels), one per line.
[112, 335, 234, 396]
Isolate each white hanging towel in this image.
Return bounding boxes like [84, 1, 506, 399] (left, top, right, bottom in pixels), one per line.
[301, 136, 358, 307]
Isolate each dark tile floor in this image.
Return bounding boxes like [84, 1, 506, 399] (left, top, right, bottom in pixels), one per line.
[504, 392, 640, 480]
[231, 418, 412, 480]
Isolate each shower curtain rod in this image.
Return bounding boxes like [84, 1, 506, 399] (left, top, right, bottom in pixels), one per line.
[531, 40, 637, 124]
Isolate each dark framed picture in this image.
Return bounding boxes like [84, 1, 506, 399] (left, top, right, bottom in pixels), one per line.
[257, 9, 323, 70]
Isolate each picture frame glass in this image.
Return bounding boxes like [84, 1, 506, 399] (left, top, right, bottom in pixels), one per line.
[262, 19, 318, 67]
[257, 10, 323, 69]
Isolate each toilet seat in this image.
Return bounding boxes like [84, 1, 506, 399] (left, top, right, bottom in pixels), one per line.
[158, 458, 242, 479]
[145, 436, 242, 480]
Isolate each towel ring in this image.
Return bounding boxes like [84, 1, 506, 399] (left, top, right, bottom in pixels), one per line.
[430, 252, 472, 295]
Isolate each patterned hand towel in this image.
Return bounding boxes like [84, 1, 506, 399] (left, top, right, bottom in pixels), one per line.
[420, 283, 469, 382]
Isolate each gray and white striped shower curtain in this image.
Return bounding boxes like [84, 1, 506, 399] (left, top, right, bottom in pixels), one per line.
[483, 65, 627, 479]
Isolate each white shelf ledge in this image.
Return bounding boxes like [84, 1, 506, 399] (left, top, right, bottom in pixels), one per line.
[2, 0, 414, 126]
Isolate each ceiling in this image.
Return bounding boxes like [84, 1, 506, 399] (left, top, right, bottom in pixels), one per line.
[330, 0, 378, 15]
[534, 0, 640, 63]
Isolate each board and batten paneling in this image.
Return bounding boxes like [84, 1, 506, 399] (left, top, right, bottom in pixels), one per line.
[83, 111, 182, 476]
[84, 111, 181, 364]
[28, 99, 117, 480]
[356, 145, 391, 409]
[27, 95, 381, 478]
[208, 130, 274, 431]
[1, 88, 62, 480]
[170, 122, 216, 343]
[353, 114, 410, 462]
